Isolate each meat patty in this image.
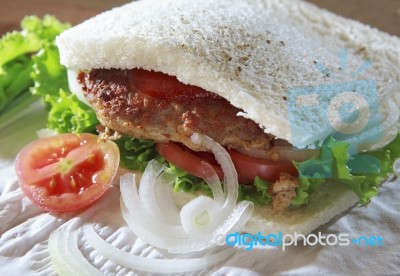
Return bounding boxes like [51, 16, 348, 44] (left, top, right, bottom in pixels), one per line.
[79, 69, 273, 151]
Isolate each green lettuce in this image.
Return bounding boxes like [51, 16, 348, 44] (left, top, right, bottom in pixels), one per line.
[44, 89, 98, 133]
[0, 15, 70, 68]
[292, 134, 400, 205]
[31, 42, 69, 98]
[30, 41, 99, 133]
[238, 177, 272, 205]
[0, 15, 70, 129]
[116, 136, 163, 171]
[165, 164, 213, 196]
[160, 133, 400, 207]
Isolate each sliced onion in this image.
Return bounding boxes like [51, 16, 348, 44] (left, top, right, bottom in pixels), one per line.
[200, 161, 224, 205]
[213, 200, 254, 240]
[120, 133, 254, 253]
[120, 173, 188, 239]
[271, 146, 319, 162]
[154, 172, 181, 224]
[83, 224, 235, 273]
[67, 69, 90, 106]
[138, 161, 180, 224]
[120, 172, 254, 253]
[48, 228, 102, 276]
[239, 146, 319, 162]
[190, 133, 238, 212]
[121, 197, 254, 254]
[180, 196, 224, 236]
[121, 200, 187, 250]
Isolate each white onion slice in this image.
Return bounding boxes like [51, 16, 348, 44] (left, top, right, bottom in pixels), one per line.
[154, 172, 181, 224]
[236, 144, 319, 162]
[48, 228, 102, 276]
[67, 69, 91, 106]
[120, 133, 254, 253]
[180, 196, 224, 236]
[190, 133, 238, 211]
[121, 199, 253, 253]
[83, 224, 235, 273]
[121, 173, 188, 239]
[213, 200, 254, 240]
[138, 161, 180, 224]
[267, 147, 319, 162]
[200, 161, 224, 205]
[121, 173, 254, 253]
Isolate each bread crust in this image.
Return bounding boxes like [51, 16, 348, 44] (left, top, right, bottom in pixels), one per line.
[57, 0, 400, 146]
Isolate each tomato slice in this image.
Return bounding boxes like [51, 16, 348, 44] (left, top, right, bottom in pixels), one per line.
[227, 149, 298, 184]
[130, 69, 222, 101]
[15, 133, 120, 212]
[156, 142, 298, 184]
[156, 142, 224, 180]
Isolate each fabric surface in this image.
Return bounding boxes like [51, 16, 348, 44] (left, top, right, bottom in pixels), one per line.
[0, 105, 399, 275]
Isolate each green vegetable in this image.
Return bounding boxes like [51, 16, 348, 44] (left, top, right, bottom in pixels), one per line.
[44, 89, 98, 133]
[0, 56, 33, 112]
[116, 136, 163, 171]
[238, 177, 272, 205]
[165, 164, 213, 196]
[31, 42, 69, 98]
[0, 15, 70, 130]
[292, 133, 400, 205]
[30, 42, 99, 133]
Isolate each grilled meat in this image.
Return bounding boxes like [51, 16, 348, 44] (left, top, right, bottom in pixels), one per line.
[79, 69, 273, 151]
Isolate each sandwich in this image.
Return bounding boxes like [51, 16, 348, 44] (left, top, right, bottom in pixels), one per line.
[55, 0, 400, 236]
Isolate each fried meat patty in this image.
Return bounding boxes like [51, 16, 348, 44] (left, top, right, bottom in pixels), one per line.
[79, 69, 273, 151]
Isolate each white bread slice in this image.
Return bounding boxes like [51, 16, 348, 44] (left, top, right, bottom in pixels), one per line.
[173, 181, 358, 236]
[56, 0, 400, 147]
[244, 183, 358, 236]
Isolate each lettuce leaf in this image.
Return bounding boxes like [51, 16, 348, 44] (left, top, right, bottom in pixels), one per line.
[165, 164, 213, 196]
[30, 38, 99, 133]
[0, 16, 70, 130]
[116, 136, 164, 171]
[0, 15, 70, 68]
[31, 42, 69, 98]
[44, 89, 98, 133]
[238, 177, 272, 205]
[0, 56, 33, 112]
[292, 133, 400, 205]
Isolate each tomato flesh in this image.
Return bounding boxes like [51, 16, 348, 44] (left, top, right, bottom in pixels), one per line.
[15, 133, 120, 212]
[228, 149, 298, 183]
[131, 69, 222, 101]
[156, 142, 298, 184]
[156, 142, 224, 180]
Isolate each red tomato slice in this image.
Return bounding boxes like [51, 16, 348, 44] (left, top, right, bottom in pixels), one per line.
[15, 133, 120, 212]
[131, 69, 222, 101]
[227, 149, 298, 184]
[156, 142, 298, 184]
[156, 142, 224, 180]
